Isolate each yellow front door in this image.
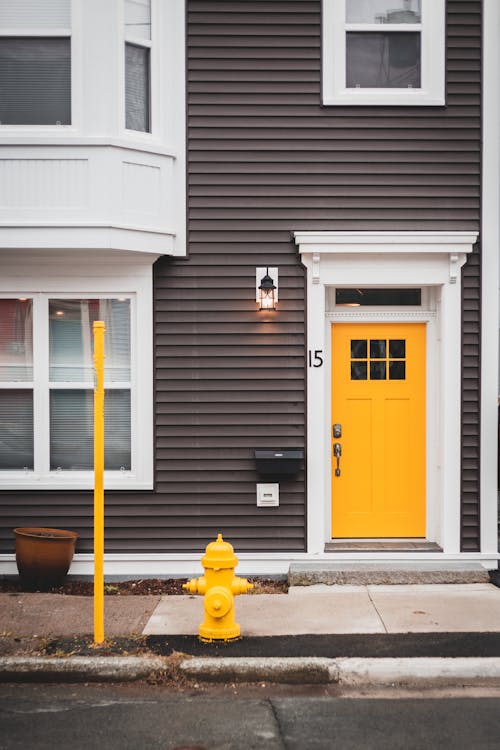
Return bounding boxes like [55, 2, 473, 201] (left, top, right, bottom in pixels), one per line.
[331, 323, 426, 538]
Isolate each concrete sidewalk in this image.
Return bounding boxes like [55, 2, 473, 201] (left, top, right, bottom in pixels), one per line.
[144, 583, 500, 636]
[3, 583, 500, 685]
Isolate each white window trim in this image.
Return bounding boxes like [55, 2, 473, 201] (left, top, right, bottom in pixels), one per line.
[294, 231, 478, 556]
[122, 0, 156, 138]
[0, 250, 154, 490]
[322, 0, 445, 106]
[0, 0, 81, 131]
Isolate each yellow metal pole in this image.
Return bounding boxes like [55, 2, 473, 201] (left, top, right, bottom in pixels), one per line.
[93, 321, 105, 644]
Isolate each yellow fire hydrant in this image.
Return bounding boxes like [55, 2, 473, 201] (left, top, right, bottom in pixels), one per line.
[183, 533, 253, 641]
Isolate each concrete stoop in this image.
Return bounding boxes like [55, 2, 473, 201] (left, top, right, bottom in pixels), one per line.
[288, 562, 491, 586]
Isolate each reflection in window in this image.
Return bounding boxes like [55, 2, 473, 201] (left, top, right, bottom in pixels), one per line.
[350, 338, 407, 380]
[346, 1, 421, 24]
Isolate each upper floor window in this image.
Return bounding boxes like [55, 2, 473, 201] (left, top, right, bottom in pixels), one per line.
[0, 0, 71, 125]
[322, 0, 445, 106]
[125, 0, 151, 132]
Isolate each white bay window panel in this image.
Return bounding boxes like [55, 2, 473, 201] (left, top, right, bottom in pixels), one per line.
[49, 299, 131, 383]
[0, 37, 71, 125]
[0, 299, 33, 381]
[0, 390, 34, 470]
[0, 252, 153, 491]
[125, 0, 151, 42]
[0, 0, 71, 29]
[125, 43, 151, 133]
[322, 0, 444, 106]
[50, 389, 131, 471]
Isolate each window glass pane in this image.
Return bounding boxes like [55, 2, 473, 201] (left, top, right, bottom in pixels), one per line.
[350, 339, 367, 358]
[336, 288, 421, 306]
[370, 361, 386, 380]
[389, 361, 406, 380]
[49, 299, 131, 383]
[0, 37, 71, 125]
[125, 0, 151, 41]
[346, 1, 421, 24]
[389, 339, 406, 358]
[351, 361, 367, 380]
[370, 339, 386, 359]
[0, 390, 33, 469]
[0, 299, 33, 381]
[0, 0, 71, 28]
[346, 32, 420, 88]
[50, 389, 131, 471]
[125, 43, 150, 132]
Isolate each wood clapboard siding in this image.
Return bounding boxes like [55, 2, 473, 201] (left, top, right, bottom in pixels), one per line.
[0, 0, 482, 555]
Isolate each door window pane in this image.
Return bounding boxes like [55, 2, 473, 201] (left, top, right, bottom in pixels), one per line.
[50, 389, 131, 470]
[346, 1, 421, 24]
[370, 339, 386, 359]
[351, 361, 368, 380]
[346, 32, 420, 88]
[0, 390, 33, 469]
[370, 361, 387, 379]
[350, 339, 367, 358]
[49, 299, 130, 382]
[389, 361, 406, 380]
[0, 299, 33, 381]
[0, 37, 71, 125]
[125, 42, 150, 132]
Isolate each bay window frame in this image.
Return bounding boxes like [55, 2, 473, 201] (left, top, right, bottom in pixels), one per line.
[0, 259, 154, 491]
[0, 0, 80, 130]
[322, 0, 445, 106]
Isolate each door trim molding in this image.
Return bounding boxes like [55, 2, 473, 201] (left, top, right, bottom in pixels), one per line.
[294, 230, 478, 556]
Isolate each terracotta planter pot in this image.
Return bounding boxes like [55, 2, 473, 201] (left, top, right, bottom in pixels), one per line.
[14, 527, 79, 590]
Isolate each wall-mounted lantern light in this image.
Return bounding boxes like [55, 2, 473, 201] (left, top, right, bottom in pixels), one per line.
[256, 267, 278, 311]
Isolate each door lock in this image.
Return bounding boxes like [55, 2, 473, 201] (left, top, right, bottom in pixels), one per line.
[333, 423, 342, 438]
[333, 442, 342, 477]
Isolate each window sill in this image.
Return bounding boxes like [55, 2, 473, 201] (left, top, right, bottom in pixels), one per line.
[0, 473, 153, 491]
[322, 90, 445, 107]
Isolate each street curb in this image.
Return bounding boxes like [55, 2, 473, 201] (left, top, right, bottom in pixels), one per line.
[3, 655, 500, 686]
[0, 656, 168, 682]
[179, 656, 500, 687]
[179, 657, 337, 684]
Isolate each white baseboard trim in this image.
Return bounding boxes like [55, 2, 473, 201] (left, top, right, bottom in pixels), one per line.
[1, 551, 498, 578]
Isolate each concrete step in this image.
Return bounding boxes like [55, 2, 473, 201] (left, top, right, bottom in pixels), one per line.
[288, 562, 491, 586]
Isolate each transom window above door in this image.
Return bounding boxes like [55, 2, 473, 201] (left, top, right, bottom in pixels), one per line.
[322, 0, 445, 106]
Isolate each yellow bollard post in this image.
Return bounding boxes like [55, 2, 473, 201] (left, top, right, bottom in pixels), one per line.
[93, 321, 105, 644]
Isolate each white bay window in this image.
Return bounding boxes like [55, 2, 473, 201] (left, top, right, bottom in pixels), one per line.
[0, 253, 154, 490]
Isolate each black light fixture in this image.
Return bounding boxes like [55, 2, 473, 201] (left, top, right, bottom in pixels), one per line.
[257, 267, 278, 311]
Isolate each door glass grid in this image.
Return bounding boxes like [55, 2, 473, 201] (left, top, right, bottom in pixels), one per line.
[351, 338, 406, 380]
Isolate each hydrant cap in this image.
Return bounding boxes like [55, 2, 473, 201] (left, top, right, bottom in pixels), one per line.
[202, 533, 238, 569]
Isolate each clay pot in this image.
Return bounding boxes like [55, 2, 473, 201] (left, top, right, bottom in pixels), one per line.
[13, 527, 79, 590]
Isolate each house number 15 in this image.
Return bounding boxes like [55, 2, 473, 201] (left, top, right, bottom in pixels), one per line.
[308, 350, 324, 368]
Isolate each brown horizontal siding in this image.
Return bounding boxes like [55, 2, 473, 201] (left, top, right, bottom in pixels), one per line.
[0, 1, 482, 557]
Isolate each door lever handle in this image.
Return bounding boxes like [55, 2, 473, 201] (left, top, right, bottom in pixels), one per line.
[333, 442, 342, 477]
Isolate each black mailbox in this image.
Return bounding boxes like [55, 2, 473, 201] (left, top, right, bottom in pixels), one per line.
[254, 449, 304, 476]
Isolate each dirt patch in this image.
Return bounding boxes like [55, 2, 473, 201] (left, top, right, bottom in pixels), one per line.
[0, 577, 287, 596]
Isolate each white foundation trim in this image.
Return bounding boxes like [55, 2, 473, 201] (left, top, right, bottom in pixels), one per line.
[1, 552, 498, 578]
[480, 0, 500, 555]
[294, 230, 478, 557]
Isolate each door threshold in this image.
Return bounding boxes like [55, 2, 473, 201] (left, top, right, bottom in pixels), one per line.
[325, 539, 442, 553]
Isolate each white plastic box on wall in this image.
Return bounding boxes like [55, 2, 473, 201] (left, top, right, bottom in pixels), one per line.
[256, 483, 279, 507]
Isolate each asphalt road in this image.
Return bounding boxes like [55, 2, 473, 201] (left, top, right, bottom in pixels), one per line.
[1, 684, 500, 749]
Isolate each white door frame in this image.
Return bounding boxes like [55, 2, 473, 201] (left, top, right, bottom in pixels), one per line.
[294, 231, 478, 555]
